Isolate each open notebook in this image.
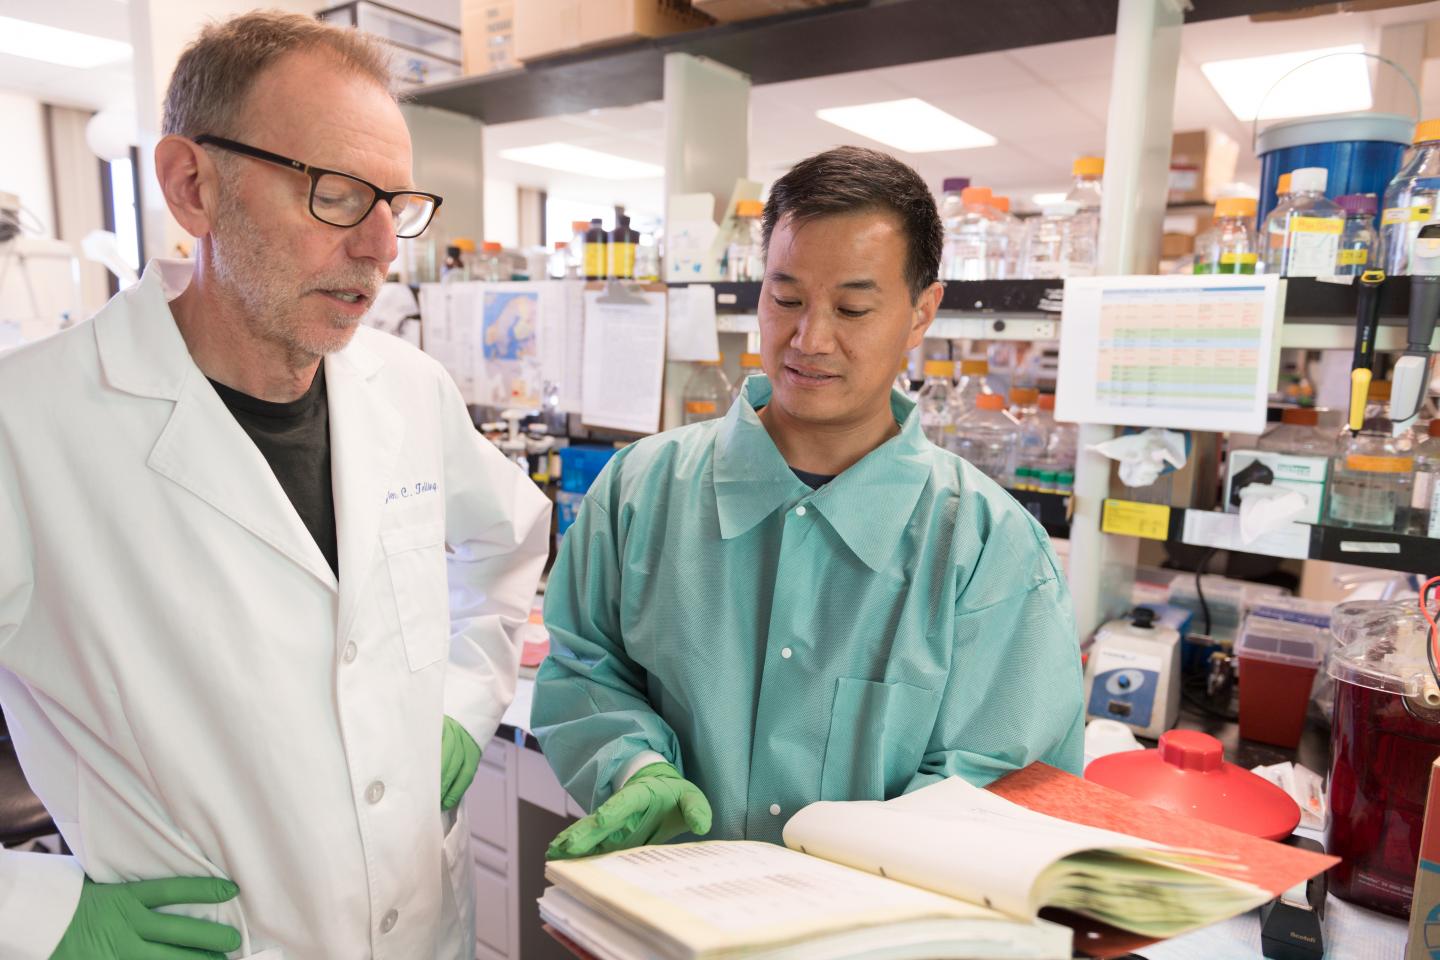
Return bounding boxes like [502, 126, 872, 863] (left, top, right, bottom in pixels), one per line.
[539, 764, 1337, 960]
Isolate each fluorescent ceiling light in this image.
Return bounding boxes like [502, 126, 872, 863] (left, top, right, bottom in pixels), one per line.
[0, 15, 131, 69]
[1032, 192, 1068, 206]
[815, 98, 997, 153]
[498, 143, 663, 180]
[1200, 44, 1371, 122]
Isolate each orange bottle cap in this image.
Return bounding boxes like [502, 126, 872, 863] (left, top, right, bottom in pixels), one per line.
[1073, 156, 1104, 177]
[1215, 197, 1258, 219]
[923, 360, 955, 378]
[960, 359, 989, 375]
[976, 393, 1005, 411]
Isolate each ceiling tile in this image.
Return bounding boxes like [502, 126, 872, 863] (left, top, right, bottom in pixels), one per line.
[1005, 35, 1115, 82]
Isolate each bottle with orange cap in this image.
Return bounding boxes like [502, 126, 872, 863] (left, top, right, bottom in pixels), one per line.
[480, 241, 505, 282]
[1067, 157, 1104, 267]
[988, 195, 1023, 279]
[724, 200, 766, 282]
[1260, 173, 1295, 274]
[941, 187, 1006, 280]
[1380, 118, 1440, 275]
[1194, 197, 1258, 275]
[731, 352, 764, 405]
[917, 359, 956, 445]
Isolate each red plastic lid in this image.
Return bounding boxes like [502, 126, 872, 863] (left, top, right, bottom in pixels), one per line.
[1085, 730, 1300, 841]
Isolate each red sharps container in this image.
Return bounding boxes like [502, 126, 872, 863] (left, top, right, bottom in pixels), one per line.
[1327, 600, 1440, 917]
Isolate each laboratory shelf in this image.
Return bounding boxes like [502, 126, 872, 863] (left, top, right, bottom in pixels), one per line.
[1283, 275, 1417, 324]
[1100, 499, 1439, 577]
[703, 279, 1062, 315]
[410, 0, 1307, 124]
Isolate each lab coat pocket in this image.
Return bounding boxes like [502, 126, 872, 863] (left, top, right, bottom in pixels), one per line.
[439, 804, 476, 960]
[382, 523, 449, 671]
[819, 678, 941, 802]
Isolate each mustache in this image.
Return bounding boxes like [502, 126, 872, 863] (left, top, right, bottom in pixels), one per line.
[309, 272, 385, 298]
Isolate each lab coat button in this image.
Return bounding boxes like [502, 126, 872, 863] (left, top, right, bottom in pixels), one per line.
[342, 642, 358, 663]
[794, 505, 807, 517]
[365, 781, 385, 804]
[780, 647, 793, 659]
[380, 909, 398, 933]
[769, 803, 781, 816]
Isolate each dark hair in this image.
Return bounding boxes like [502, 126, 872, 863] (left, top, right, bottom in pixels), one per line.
[762, 146, 943, 303]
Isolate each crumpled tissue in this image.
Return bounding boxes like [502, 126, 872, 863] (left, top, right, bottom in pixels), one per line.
[1236, 484, 1308, 544]
[1088, 428, 1188, 488]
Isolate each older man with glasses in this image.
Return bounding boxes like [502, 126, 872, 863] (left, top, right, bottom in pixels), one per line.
[0, 12, 549, 960]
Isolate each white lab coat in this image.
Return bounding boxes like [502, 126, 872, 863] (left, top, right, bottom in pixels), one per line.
[0, 260, 551, 959]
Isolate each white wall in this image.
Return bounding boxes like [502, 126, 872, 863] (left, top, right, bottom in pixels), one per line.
[484, 178, 519, 249]
[0, 91, 54, 238]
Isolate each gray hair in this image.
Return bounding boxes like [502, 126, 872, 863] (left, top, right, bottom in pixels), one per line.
[162, 10, 396, 139]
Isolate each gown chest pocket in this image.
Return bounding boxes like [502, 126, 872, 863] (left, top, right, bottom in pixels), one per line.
[820, 677, 941, 802]
[382, 522, 449, 671]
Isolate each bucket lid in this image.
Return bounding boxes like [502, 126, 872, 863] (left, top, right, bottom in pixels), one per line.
[1085, 730, 1301, 841]
[1255, 111, 1415, 154]
[1328, 599, 1440, 701]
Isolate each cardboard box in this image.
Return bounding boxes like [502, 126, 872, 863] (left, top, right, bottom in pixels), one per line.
[461, 0, 516, 76]
[1224, 449, 1330, 524]
[693, 0, 845, 22]
[1407, 756, 1440, 959]
[515, 0, 714, 62]
[1170, 129, 1240, 205]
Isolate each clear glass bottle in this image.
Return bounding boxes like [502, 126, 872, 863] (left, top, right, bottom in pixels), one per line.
[1278, 167, 1345, 278]
[938, 177, 969, 224]
[634, 230, 661, 282]
[681, 359, 732, 425]
[724, 200, 765, 282]
[950, 393, 1019, 483]
[1009, 386, 1048, 483]
[942, 187, 1003, 281]
[950, 358, 994, 421]
[1193, 197, 1259, 274]
[1260, 172, 1294, 275]
[732, 352, 764, 405]
[1039, 393, 1077, 472]
[1409, 418, 1440, 538]
[1380, 118, 1440, 276]
[917, 359, 955, 446]
[1334, 193, 1378, 276]
[1066, 155, 1103, 271]
[480, 241, 504, 282]
[1023, 201, 1096, 278]
[988, 195, 1023, 279]
[1327, 419, 1415, 531]
[1258, 407, 1334, 457]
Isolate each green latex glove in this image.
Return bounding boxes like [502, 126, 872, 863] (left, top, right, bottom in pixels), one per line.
[547, 762, 712, 860]
[51, 876, 242, 960]
[441, 715, 482, 811]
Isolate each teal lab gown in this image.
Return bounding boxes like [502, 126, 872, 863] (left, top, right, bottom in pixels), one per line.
[532, 376, 1083, 844]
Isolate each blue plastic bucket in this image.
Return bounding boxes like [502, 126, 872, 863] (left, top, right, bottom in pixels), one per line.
[1256, 112, 1412, 221]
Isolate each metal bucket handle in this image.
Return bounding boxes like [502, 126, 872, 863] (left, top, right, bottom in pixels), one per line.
[1250, 50, 1420, 154]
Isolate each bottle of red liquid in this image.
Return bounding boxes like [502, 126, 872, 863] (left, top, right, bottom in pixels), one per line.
[1326, 600, 1440, 917]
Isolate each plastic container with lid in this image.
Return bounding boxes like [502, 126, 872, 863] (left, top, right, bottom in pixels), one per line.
[1236, 615, 1324, 749]
[949, 393, 1018, 482]
[731, 352, 764, 405]
[681, 358, 732, 425]
[1279, 167, 1345, 278]
[1381, 118, 1440, 275]
[1193, 197, 1258, 275]
[1410, 418, 1440, 538]
[1086, 729, 1301, 841]
[917, 360, 955, 446]
[1335, 193, 1378, 276]
[1327, 418, 1415, 530]
[1326, 599, 1440, 916]
[1257, 406, 1334, 456]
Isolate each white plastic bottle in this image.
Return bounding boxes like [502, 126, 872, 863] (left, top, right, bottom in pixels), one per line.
[1260, 172, 1294, 274]
[950, 393, 1019, 483]
[681, 359, 732, 425]
[917, 360, 955, 446]
[1380, 119, 1440, 276]
[1278, 168, 1345, 278]
[1023, 202, 1095, 278]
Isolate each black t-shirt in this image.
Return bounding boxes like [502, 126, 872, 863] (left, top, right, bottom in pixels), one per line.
[791, 466, 836, 490]
[210, 367, 339, 576]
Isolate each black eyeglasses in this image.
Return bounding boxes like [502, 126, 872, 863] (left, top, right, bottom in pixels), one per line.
[193, 135, 443, 239]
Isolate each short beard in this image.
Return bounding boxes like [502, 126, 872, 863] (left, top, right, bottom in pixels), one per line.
[209, 184, 369, 368]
